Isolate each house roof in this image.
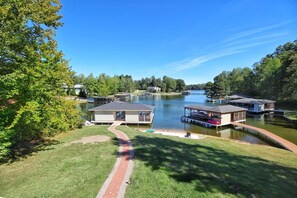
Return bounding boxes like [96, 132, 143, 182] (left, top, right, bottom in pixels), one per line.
[88, 101, 154, 112]
[228, 98, 275, 104]
[74, 84, 84, 88]
[185, 105, 247, 113]
[225, 95, 245, 100]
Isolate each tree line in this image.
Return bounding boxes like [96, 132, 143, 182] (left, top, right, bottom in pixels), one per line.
[70, 74, 187, 97]
[204, 40, 297, 102]
[186, 83, 206, 90]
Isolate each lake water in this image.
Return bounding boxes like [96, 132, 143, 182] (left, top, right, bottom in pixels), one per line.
[80, 90, 297, 145]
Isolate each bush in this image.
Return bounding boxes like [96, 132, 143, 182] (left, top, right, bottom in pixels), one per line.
[0, 129, 14, 161]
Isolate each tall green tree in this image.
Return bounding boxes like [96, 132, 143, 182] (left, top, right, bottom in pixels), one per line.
[204, 82, 214, 98]
[97, 73, 109, 96]
[175, 79, 186, 92]
[0, 0, 81, 159]
[162, 76, 176, 93]
[84, 74, 98, 97]
[213, 71, 230, 97]
[107, 76, 120, 95]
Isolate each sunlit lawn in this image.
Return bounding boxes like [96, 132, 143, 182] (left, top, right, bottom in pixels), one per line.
[118, 126, 297, 198]
[0, 126, 117, 198]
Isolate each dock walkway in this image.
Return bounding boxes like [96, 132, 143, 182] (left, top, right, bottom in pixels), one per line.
[231, 122, 297, 153]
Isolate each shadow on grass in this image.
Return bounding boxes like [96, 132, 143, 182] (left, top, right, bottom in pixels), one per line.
[128, 135, 297, 197]
[1, 139, 60, 164]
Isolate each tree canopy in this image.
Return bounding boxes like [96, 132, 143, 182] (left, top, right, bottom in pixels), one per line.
[204, 40, 297, 101]
[0, 0, 81, 160]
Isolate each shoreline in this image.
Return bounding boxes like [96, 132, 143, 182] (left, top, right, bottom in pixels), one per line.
[133, 127, 272, 147]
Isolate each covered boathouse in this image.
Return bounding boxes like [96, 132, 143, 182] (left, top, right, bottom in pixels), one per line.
[227, 98, 275, 113]
[88, 101, 154, 124]
[182, 105, 247, 127]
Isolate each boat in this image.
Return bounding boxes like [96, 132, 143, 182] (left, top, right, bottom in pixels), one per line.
[208, 119, 220, 125]
[182, 91, 191, 95]
[206, 98, 216, 103]
[87, 97, 95, 103]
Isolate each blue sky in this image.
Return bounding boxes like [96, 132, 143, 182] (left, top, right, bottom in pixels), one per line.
[57, 0, 297, 84]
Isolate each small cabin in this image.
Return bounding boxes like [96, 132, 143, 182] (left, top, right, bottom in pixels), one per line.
[147, 86, 161, 93]
[62, 84, 86, 95]
[182, 105, 247, 127]
[88, 101, 154, 124]
[228, 98, 275, 113]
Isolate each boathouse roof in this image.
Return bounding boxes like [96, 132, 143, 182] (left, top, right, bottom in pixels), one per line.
[225, 95, 245, 100]
[185, 105, 247, 114]
[228, 98, 275, 104]
[88, 101, 154, 112]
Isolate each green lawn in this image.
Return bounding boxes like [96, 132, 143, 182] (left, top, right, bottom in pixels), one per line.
[118, 126, 297, 198]
[0, 126, 117, 198]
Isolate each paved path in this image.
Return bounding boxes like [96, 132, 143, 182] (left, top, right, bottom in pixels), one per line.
[231, 122, 297, 153]
[97, 122, 134, 198]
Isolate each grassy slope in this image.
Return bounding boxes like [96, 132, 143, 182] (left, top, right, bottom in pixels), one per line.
[0, 126, 117, 198]
[118, 126, 297, 198]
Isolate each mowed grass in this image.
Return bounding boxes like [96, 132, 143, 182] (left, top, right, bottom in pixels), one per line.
[0, 126, 117, 198]
[118, 126, 297, 198]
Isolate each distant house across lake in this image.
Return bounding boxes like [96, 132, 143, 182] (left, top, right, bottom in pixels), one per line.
[88, 101, 154, 124]
[63, 84, 85, 95]
[147, 86, 161, 93]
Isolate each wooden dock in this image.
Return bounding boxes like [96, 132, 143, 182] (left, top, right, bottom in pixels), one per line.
[231, 122, 297, 153]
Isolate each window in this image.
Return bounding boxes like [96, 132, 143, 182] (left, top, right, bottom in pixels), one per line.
[115, 111, 125, 121]
[139, 111, 151, 122]
[233, 111, 246, 121]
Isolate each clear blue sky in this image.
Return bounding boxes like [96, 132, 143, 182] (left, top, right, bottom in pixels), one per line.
[56, 0, 297, 84]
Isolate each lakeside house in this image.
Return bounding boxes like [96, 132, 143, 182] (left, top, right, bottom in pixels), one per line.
[147, 86, 161, 92]
[182, 105, 247, 127]
[228, 98, 275, 113]
[63, 84, 85, 95]
[88, 101, 154, 124]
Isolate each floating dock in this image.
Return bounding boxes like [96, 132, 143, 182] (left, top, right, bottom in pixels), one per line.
[231, 122, 297, 153]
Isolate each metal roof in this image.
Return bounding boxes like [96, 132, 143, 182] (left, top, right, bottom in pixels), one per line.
[228, 98, 275, 105]
[225, 95, 245, 99]
[184, 105, 247, 113]
[88, 101, 154, 111]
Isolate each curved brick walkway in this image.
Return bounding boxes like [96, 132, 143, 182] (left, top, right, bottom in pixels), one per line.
[97, 122, 134, 198]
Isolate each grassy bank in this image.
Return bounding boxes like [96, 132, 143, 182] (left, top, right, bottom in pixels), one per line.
[0, 126, 117, 198]
[118, 126, 297, 197]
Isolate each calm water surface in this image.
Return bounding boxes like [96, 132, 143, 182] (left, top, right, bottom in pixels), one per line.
[81, 90, 297, 145]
